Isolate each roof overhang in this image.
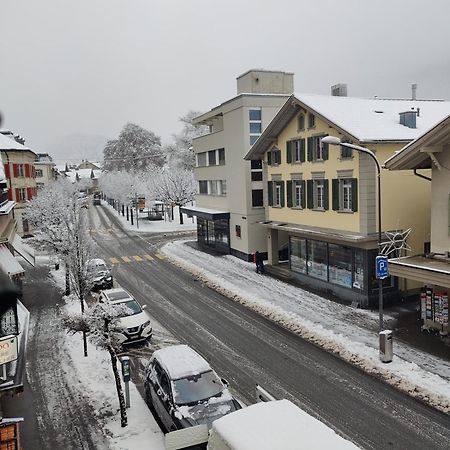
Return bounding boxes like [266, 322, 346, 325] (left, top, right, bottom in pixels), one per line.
[0, 245, 24, 276]
[11, 234, 35, 267]
[384, 114, 450, 170]
[180, 205, 229, 221]
[0, 200, 15, 215]
[388, 255, 450, 288]
[256, 221, 378, 248]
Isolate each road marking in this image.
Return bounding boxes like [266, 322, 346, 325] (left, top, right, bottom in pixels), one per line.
[133, 255, 143, 262]
[110, 257, 120, 264]
[121, 256, 131, 262]
[155, 253, 166, 260]
[143, 254, 154, 261]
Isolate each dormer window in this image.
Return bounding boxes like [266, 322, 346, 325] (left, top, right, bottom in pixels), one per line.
[308, 114, 316, 129]
[298, 114, 305, 131]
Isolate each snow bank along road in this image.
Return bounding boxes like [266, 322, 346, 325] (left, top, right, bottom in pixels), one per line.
[89, 205, 450, 450]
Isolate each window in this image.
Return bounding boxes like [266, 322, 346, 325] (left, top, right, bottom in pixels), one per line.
[219, 180, 227, 195]
[340, 145, 353, 159]
[209, 180, 218, 195]
[198, 180, 208, 194]
[353, 249, 364, 289]
[328, 244, 352, 287]
[290, 237, 307, 274]
[332, 178, 358, 212]
[268, 181, 285, 207]
[18, 164, 25, 177]
[307, 136, 329, 162]
[218, 148, 225, 165]
[249, 109, 262, 146]
[268, 149, 281, 166]
[287, 140, 305, 164]
[308, 113, 315, 128]
[251, 160, 262, 170]
[251, 171, 263, 181]
[235, 225, 241, 238]
[306, 179, 329, 210]
[197, 153, 207, 167]
[287, 180, 305, 208]
[208, 150, 216, 166]
[35, 169, 43, 177]
[294, 181, 303, 207]
[307, 240, 328, 280]
[298, 114, 305, 131]
[18, 188, 26, 201]
[252, 189, 263, 207]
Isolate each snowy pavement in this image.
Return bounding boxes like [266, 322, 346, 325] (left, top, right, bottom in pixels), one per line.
[161, 240, 450, 413]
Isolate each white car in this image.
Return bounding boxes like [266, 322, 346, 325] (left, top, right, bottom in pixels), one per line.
[98, 288, 152, 345]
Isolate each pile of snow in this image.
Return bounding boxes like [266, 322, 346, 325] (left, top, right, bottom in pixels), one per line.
[161, 240, 450, 413]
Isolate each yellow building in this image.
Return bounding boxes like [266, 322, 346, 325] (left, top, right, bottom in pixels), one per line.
[245, 92, 450, 307]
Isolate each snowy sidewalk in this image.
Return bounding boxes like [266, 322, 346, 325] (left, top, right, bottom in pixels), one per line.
[161, 240, 450, 413]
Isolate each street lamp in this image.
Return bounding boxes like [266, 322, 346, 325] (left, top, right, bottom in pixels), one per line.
[321, 136, 384, 333]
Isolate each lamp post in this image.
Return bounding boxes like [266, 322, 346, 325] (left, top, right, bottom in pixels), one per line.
[321, 136, 384, 333]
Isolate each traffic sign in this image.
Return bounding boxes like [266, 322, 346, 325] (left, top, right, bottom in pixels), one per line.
[376, 255, 389, 279]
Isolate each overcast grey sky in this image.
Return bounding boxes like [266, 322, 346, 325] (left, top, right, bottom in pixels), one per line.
[1, 0, 449, 160]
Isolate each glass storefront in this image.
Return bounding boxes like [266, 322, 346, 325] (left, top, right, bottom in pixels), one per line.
[290, 237, 367, 291]
[197, 217, 230, 253]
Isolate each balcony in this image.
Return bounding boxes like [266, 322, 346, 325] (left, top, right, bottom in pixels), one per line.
[193, 130, 224, 153]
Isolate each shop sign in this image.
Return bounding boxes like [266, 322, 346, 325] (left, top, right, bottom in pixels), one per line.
[0, 335, 18, 365]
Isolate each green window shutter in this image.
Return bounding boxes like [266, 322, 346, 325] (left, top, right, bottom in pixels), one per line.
[307, 137, 313, 161]
[287, 180, 293, 207]
[300, 139, 306, 162]
[267, 151, 272, 166]
[301, 180, 306, 208]
[286, 142, 292, 164]
[332, 179, 339, 211]
[306, 180, 313, 209]
[323, 179, 329, 210]
[351, 178, 358, 212]
[268, 181, 273, 206]
[280, 181, 285, 207]
[322, 136, 329, 160]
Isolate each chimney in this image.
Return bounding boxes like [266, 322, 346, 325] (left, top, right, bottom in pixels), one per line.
[331, 83, 348, 97]
[411, 83, 417, 100]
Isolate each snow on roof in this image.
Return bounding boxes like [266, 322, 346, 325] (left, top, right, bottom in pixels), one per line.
[0, 245, 24, 276]
[295, 93, 450, 142]
[154, 344, 211, 380]
[0, 132, 32, 151]
[209, 400, 359, 450]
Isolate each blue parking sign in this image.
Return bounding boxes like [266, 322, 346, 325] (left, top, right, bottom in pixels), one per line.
[376, 256, 389, 279]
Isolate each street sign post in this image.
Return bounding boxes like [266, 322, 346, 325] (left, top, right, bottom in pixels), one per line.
[376, 255, 389, 280]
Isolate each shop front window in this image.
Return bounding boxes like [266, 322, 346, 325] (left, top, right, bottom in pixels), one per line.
[328, 244, 352, 288]
[353, 249, 364, 290]
[290, 237, 307, 274]
[197, 218, 206, 244]
[214, 219, 229, 248]
[307, 240, 328, 280]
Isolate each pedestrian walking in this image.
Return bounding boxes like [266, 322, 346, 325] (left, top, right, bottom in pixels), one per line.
[255, 251, 265, 274]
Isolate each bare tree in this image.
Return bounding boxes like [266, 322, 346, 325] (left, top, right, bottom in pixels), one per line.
[63, 301, 131, 428]
[152, 168, 197, 224]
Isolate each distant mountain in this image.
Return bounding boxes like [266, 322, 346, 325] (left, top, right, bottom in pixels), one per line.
[46, 133, 110, 164]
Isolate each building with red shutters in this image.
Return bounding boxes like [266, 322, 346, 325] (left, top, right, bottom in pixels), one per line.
[0, 131, 37, 236]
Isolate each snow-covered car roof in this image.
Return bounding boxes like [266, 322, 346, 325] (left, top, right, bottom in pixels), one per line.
[153, 345, 212, 380]
[100, 288, 133, 303]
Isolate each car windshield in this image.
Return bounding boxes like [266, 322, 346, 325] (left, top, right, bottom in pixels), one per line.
[115, 299, 142, 316]
[107, 291, 131, 301]
[172, 370, 224, 406]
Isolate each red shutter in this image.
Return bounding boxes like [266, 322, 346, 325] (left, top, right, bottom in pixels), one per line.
[4, 164, 10, 178]
[25, 164, 30, 177]
[15, 188, 20, 202]
[7, 189, 12, 201]
[13, 164, 19, 177]
[27, 187, 32, 200]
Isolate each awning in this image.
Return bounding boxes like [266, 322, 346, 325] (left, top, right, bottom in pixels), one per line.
[0, 245, 24, 277]
[389, 255, 450, 288]
[11, 234, 35, 267]
[181, 205, 230, 221]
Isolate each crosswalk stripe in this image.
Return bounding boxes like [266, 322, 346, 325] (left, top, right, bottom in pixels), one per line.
[121, 256, 131, 262]
[110, 257, 120, 264]
[133, 255, 143, 262]
[143, 254, 154, 261]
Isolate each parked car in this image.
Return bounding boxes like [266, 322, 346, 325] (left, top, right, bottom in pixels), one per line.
[144, 344, 242, 432]
[93, 193, 101, 206]
[98, 288, 152, 345]
[87, 258, 113, 290]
